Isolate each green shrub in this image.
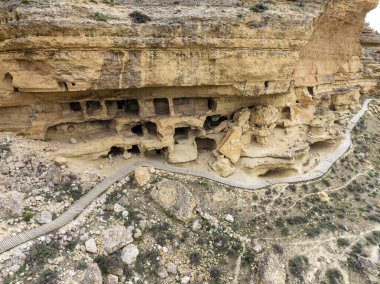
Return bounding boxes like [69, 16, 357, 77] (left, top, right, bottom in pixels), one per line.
[365, 231, 380, 245]
[94, 12, 107, 22]
[22, 209, 34, 222]
[0, 142, 10, 153]
[281, 227, 290, 236]
[75, 260, 88, 270]
[287, 184, 297, 192]
[326, 268, 343, 284]
[26, 242, 59, 268]
[286, 215, 308, 225]
[94, 255, 112, 274]
[135, 249, 161, 274]
[242, 250, 255, 266]
[288, 255, 309, 278]
[189, 251, 202, 266]
[250, 3, 268, 13]
[337, 238, 350, 247]
[368, 213, 380, 222]
[209, 267, 222, 280]
[102, 0, 114, 4]
[37, 269, 58, 284]
[306, 226, 321, 238]
[129, 11, 151, 24]
[272, 244, 284, 255]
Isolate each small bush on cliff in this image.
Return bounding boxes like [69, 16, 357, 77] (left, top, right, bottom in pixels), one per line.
[288, 255, 309, 278]
[325, 268, 343, 284]
[129, 11, 151, 24]
[250, 3, 268, 13]
[94, 12, 107, 22]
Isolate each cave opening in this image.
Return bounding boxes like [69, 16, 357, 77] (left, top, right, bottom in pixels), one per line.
[4, 72, 13, 85]
[259, 167, 296, 177]
[132, 124, 143, 136]
[146, 147, 168, 158]
[4, 72, 18, 91]
[208, 98, 217, 112]
[281, 106, 291, 119]
[174, 127, 191, 139]
[173, 98, 193, 115]
[153, 98, 170, 115]
[125, 99, 139, 115]
[69, 102, 82, 112]
[264, 81, 269, 89]
[309, 141, 333, 151]
[145, 122, 157, 136]
[127, 145, 141, 154]
[307, 86, 314, 96]
[195, 137, 217, 151]
[58, 81, 68, 92]
[108, 146, 125, 157]
[203, 115, 228, 130]
[86, 101, 101, 109]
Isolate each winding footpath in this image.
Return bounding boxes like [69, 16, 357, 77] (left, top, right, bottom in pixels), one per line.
[0, 99, 374, 254]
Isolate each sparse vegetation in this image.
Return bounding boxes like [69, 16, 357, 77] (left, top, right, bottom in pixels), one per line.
[189, 251, 202, 266]
[326, 268, 343, 284]
[36, 269, 58, 284]
[288, 255, 309, 278]
[26, 242, 59, 268]
[129, 11, 151, 24]
[250, 3, 268, 13]
[337, 237, 350, 247]
[94, 12, 107, 22]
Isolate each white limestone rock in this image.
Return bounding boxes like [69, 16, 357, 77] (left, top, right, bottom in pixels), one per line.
[82, 263, 102, 284]
[102, 225, 133, 254]
[85, 239, 98, 254]
[121, 244, 139, 265]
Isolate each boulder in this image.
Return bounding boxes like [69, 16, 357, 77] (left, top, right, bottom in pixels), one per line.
[157, 267, 169, 279]
[250, 105, 279, 126]
[168, 143, 197, 163]
[210, 155, 236, 177]
[233, 107, 251, 127]
[358, 255, 379, 276]
[106, 275, 118, 284]
[0, 162, 10, 175]
[166, 262, 178, 275]
[82, 263, 103, 284]
[151, 179, 197, 222]
[121, 244, 139, 265]
[102, 225, 133, 254]
[256, 252, 286, 284]
[0, 191, 24, 217]
[134, 167, 151, 186]
[85, 238, 98, 254]
[217, 127, 242, 164]
[37, 211, 53, 224]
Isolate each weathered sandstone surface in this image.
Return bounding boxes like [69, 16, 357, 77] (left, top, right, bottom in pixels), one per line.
[0, 0, 378, 177]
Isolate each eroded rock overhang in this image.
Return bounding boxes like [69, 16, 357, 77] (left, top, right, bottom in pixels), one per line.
[0, 0, 378, 178]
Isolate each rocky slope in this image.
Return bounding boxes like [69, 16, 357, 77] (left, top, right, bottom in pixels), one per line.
[0, 100, 379, 284]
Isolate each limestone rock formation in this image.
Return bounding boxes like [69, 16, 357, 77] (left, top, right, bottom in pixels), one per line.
[210, 155, 236, 178]
[102, 225, 133, 254]
[134, 167, 151, 187]
[151, 179, 196, 222]
[0, 191, 24, 218]
[121, 244, 139, 265]
[82, 263, 103, 284]
[0, 0, 378, 178]
[256, 252, 286, 284]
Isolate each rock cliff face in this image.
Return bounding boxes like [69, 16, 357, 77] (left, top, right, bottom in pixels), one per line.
[0, 0, 378, 177]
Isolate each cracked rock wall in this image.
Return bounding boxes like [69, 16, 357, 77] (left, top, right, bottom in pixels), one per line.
[0, 0, 378, 176]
